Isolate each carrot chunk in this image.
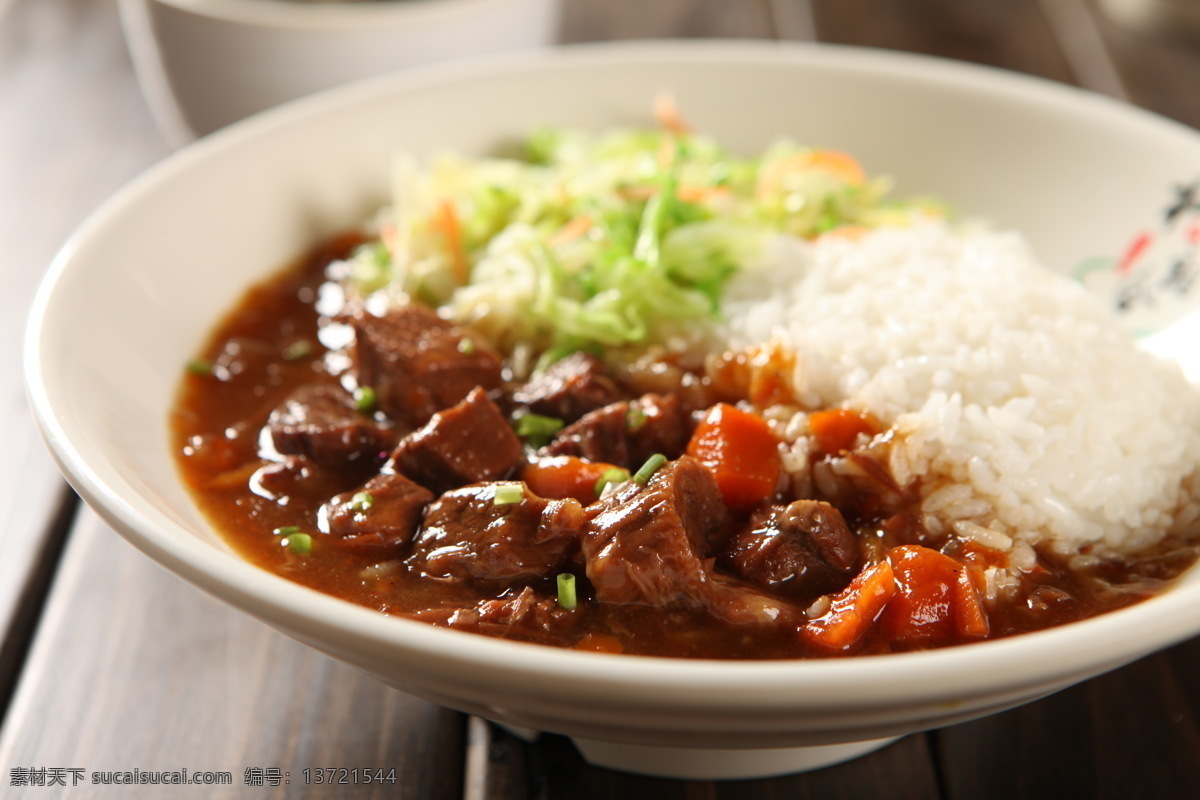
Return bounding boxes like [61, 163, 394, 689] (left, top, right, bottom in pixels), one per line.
[880, 545, 990, 645]
[808, 408, 881, 456]
[801, 561, 897, 651]
[685, 403, 782, 513]
[520, 456, 625, 506]
[434, 199, 469, 286]
[953, 565, 990, 639]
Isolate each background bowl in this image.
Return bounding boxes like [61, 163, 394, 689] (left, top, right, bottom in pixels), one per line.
[118, 0, 561, 144]
[24, 41, 1200, 780]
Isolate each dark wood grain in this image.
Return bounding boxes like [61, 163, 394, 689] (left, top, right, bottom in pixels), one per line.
[0, 509, 466, 799]
[463, 717, 532, 800]
[1088, 0, 1200, 128]
[0, 0, 169, 718]
[937, 646, 1200, 799]
[809, 0, 1077, 80]
[516, 731, 941, 799]
[560, 0, 776, 42]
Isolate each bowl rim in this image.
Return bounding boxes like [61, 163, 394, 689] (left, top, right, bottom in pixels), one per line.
[138, 0, 551, 30]
[24, 38, 1200, 717]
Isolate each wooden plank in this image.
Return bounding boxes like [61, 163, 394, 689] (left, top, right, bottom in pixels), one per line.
[0, 508, 467, 799]
[1035, 0, 1129, 99]
[502, 729, 940, 799]
[560, 0, 776, 43]
[463, 717, 531, 800]
[1086, 0, 1200, 129]
[808, 0, 1077, 81]
[0, 0, 169, 717]
[937, 646, 1200, 799]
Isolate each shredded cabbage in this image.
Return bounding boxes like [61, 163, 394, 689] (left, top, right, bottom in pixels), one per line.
[345, 123, 937, 361]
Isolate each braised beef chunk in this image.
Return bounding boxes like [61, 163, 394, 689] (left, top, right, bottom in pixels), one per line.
[320, 471, 434, 555]
[250, 457, 326, 503]
[543, 393, 691, 468]
[583, 456, 795, 625]
[389, 387, 524, 494]
[626, 394, 691, 464]
[349, 304, 502, 426]
[542, 402, 628, 463]
[580, 453, 720, 604]
[725, 500, 859, 602]
[512, 351, 622, 422]
[583, 456, 726, 606]
[407, 586, 580, 645]
[266, 385, 393, 469]
[409, 484, 584, 583]
[249, 455, 372, 506]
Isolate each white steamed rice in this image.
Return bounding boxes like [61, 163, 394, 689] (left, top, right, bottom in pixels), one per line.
[717, 220, 1200, 578]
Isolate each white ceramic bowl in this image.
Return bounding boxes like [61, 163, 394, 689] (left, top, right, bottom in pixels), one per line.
[118, 0, 561, 144]
[25, 41, 1200, 780]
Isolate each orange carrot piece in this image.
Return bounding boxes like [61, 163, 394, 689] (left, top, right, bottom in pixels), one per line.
[801, 561, 897, 651]
[547, 214, 593, 247]
[653, 92, 692, 134]
[434, 199, 469, 285]
[686, 403, 782, 513]
[520, 457, 623, 506]
[881, 545, 990, 645]
[676, 184, 732, 204]
[808, 408, 881, 456]
[805, 149, 866, 186]
[743, 342, 797, 407]
[953, 565, 990, 639]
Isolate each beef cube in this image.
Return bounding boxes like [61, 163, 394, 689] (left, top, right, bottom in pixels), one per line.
[409, 483, 585, 583]
[724, 500, 859, 602]
[582, 456, 727, 605]
[350, 304, 502, 426]
[320, 471, 435, 556]
[406, 586, 581, 646]
[582, 456, 793, 625]
[626, 393, 691, 465]
[389, 387, 524, 494]
[543, 393, 691, 468]
[542, 402, 629, 464]
[266, 384, 393, 469]
[512, 351, 622, 422]
[249, 457, 321, 503]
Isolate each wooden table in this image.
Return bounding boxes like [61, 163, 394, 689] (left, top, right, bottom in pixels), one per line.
[3, 1, 1200, 796]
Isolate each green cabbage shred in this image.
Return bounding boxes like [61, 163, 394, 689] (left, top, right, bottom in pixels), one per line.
[346, 122, 937, 364]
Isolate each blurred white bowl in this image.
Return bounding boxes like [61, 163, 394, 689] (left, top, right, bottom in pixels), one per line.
[1098, 0, 1200, 42]
[119, 0, 561, 144]
[25, 41, 1200, 780]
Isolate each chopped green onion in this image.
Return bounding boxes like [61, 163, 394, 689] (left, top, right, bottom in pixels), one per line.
[594, 467, 630, 498]
[515, 413, 564, 448]
[457, 337, 476, 354]
[348, 492, 375, 513]
[353, 385, 377, 412]
[285, 533, 313, 555]
[626, 405, 647, 430]
[632, 453, 668, 485]
[186, 359, 213, 376]
[272, 525, 301, 536]
[493, 483, 525, 506]
[282, 339, 313, 361]
[556, 573, 578, 610]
